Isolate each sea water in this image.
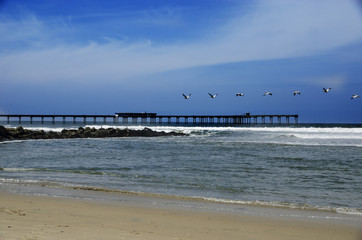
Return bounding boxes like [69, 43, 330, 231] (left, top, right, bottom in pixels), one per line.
[1, 121, 362, 219]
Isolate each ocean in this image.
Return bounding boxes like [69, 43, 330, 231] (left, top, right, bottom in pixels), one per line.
[1, 121, 362, 221]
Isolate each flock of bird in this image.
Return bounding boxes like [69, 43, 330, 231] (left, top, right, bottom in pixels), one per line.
[182, 88, 360, 100]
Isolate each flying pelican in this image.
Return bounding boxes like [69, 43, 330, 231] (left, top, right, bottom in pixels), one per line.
[236, 93, 244, 96]
[263, 92, 272, 96]
[182, 93, 191, 99]
[293, 91, 301, 96]
[208, 93, 218, 98]
[351, 94, 360, 99]
[323, 88, 331, 93]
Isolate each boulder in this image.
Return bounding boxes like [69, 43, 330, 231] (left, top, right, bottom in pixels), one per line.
[0, 125, 7, 136]
[16, 126, 25, 133]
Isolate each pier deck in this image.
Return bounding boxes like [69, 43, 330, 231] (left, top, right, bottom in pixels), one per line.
[0, 113, 299, 125]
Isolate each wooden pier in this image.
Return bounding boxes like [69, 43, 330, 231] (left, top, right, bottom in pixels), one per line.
[0, 113, 299, 125]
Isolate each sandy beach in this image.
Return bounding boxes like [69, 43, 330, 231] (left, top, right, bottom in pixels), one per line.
[0, 191, 360, 240]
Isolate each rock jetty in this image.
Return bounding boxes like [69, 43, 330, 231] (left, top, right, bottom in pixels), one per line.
[0, 126, 185, 142]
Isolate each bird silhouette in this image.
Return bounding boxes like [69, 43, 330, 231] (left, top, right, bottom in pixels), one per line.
[293, 91, 301, 96]
[351, 94, 360, 99]
[182, 93, 191, 99]
[236, 93, 244, 96]
[263, 92, 272, 96]
[208, 93, 218, 98]
[323, 88, 331, 93]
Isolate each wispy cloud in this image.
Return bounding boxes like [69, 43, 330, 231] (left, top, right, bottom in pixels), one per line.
[1, 0, 362, 84]
[307, 75, 347, 90]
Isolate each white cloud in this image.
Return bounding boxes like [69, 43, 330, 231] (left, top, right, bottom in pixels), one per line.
[307, 75, 347, 90]
[215, 0, 362, 60]
[0, 15, 44, 43]
[1, 0, 362, 84]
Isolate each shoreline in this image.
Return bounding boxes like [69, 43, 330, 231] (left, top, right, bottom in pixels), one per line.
[5, 180, 362, 217]
[1, 190, 361, 240]
[1, 173, 362, 221]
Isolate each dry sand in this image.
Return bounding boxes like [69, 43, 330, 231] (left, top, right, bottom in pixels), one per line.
[0, 191, 361, 240]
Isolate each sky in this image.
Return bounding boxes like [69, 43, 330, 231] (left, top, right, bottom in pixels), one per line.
[1, 0, 362, 123]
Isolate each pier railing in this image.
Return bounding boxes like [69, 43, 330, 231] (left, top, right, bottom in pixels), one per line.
[0, 113, 299, 125]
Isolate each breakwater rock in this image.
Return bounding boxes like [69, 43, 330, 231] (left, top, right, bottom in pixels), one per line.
[0, 126, 186, 142]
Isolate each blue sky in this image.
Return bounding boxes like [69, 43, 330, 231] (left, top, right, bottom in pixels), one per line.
[1, 0, 362, 123]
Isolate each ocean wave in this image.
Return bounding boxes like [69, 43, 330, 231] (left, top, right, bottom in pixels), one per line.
[58, 185, 362, 215]
[0, 167, 106, 175]
[0, 140, 24, 144]
[199, 197, 362, 216]
[1, 178, 361, 216]
[16, 127, 75, 132]
[233, 126, 362, 134]
[220, 139, 362, 148]
[0, 167, 37, 172]
[292, 134, 362, 140]
[0, 178, 41, 184]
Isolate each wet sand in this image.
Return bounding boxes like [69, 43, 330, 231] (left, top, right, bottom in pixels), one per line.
[0, 191, 361, 240]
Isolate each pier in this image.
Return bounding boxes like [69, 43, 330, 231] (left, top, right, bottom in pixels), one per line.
[0, 113, 298, 125]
